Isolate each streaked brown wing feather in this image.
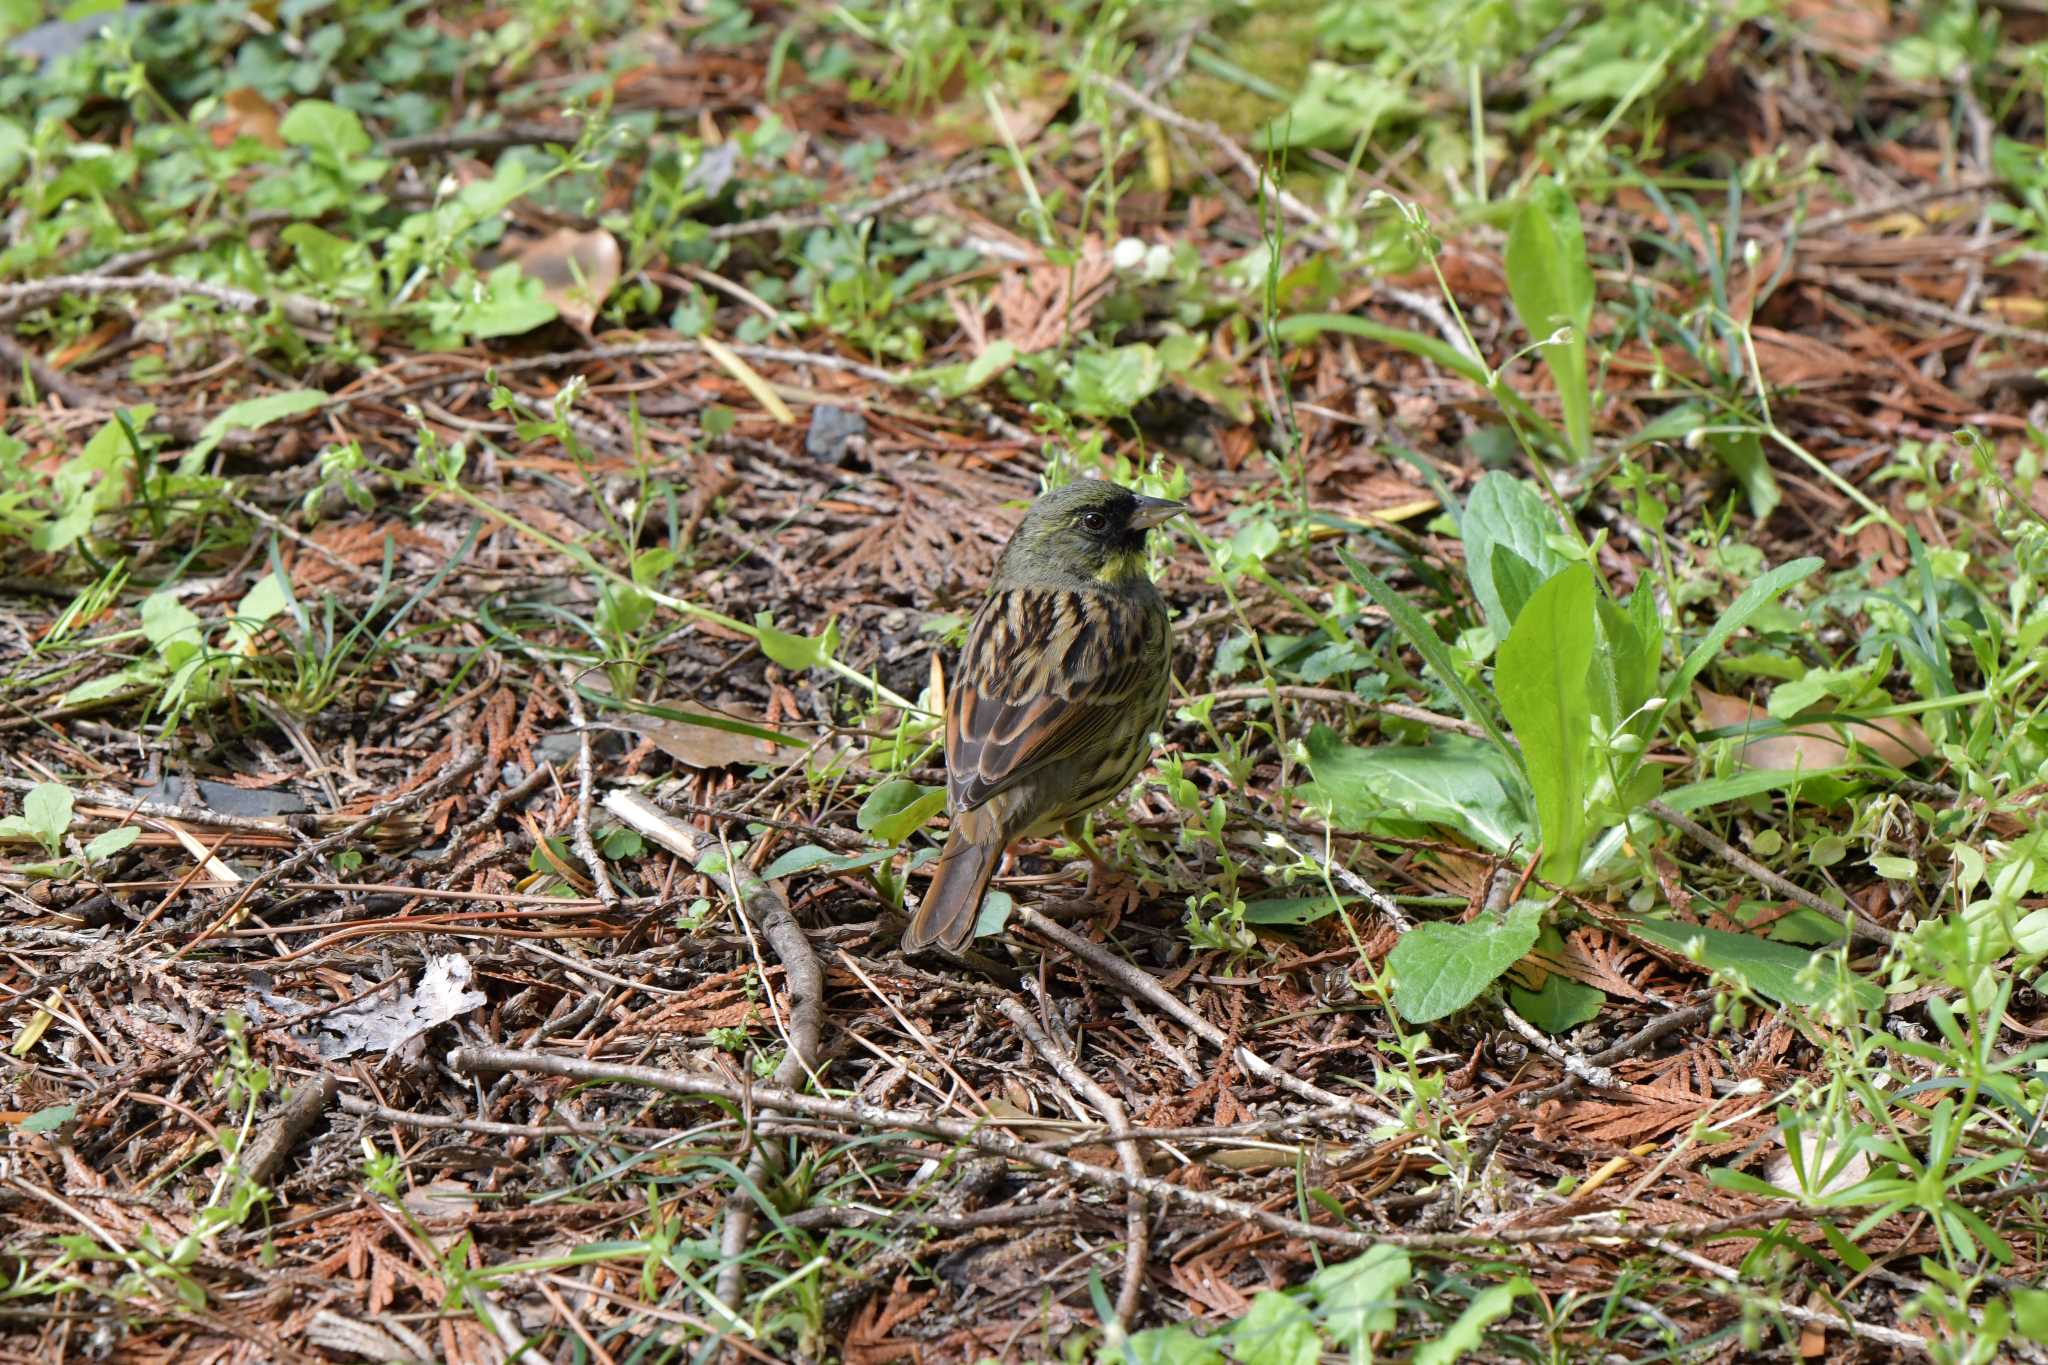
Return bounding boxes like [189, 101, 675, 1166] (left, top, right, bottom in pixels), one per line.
[946, 586, 1161, 815]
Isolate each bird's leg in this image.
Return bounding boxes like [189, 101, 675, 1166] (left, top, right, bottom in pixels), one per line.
[1063, 817, 1112, 885]
[1063, 818, 1138, 919]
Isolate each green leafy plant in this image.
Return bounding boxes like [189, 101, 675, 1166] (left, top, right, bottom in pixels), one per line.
[1306, 471, 1827, 1023]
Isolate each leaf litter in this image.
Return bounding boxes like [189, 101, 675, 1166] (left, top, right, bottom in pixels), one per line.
[0, 3, 2045, 1362]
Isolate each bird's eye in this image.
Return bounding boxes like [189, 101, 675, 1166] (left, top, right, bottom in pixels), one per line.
[1080, 511, 1107, 532]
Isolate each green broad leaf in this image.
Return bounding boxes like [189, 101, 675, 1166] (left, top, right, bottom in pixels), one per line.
[0, 116, 27, 185]
[1302, 727, 1534, 855]
[857, 779, 945, 845]
[1242, 893, 1347, 925]
[1590, 596, 1651, 733]
[140, 591, 205, 667]
[1263, 60, 1420, 148]
[1509, 973, 1605, 1034]
[1462, 473, 1569, 637]
[759, 844, 896, 880]
[1388, 900, 1543, 1023]
[22, 782, 73, 850]
[1625, 920, 1882, 1009]
[226, 572, 292, 649]
[1626, 587, 1665, 708]
[753, 614, 839, 671]
[920, 339, 1016, 397]
[1767, 654, 1887, 720]
[281, 223, 358, 279]
[1656, 766, 1850, 813]
[1489, 545, 1545, 629]
[279, 99, 373, 161]
[19, 1104, 75, 1134]
[2013, 1287, 2048, 1345]
[1664, 557, 1824, 707]
[459, 262, 558, 340]
[973, 887, 1015, 938]
[1705, 428, 1781, 521]
[1340, 552, 1520, 764]
[188, 390, 327, 464]
[1505, 177, 1594, 460]
[1064, 343, 1164, 418]
[1311, 1244, 1412, 1353]
[1414, 1279, 1534, 1365]
[1110, 1325, 1224, 1365]
[1495, 563, 1597, 883]
[60, 668, 152, 707]
[1227, 1289, 1320, 1365]
[83, 824, 141, 862]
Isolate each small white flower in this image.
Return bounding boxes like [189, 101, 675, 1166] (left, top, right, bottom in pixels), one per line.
[1142, 243, 1173, 278]
[1111, 236, 1147, 271]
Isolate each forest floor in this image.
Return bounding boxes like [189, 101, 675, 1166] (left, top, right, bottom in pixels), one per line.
[4, 1, 2048, 1361]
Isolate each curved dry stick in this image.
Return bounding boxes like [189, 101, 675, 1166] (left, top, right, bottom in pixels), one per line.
[994, 994, 1147, 1323]
[600, 791, 824, 1313]
[558, 666, 618, 909]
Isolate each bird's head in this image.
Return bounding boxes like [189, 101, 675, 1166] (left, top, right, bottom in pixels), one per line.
[996, 479, 1188, 588]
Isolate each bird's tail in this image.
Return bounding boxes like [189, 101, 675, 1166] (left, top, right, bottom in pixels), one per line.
[904, 822, 1000, 955]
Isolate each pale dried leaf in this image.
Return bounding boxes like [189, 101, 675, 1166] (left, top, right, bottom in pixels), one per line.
[1693, 687, 1931, 770]
[511, 228, 622, 331]
[297, 955, 486, 1060]
[624, 702, 800, 769]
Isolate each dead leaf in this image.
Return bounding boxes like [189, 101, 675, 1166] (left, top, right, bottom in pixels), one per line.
[1693, 687, 1932, 771]
[511, 228, 621, 332]
[214, 88, 284, 149]
[623, 701, 799, 769]
[292, 955, 486, 1060]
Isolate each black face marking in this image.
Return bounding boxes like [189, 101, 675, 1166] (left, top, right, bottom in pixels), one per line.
[1071, 489, 1139, 550]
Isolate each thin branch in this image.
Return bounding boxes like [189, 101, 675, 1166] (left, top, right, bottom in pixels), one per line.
[560, 665, 619, 909]
[996, 992, 1148, 1322]
[1644, 800, 1898, 947]
[0, 272, 337, 327]
[600, 789, 824, 1311]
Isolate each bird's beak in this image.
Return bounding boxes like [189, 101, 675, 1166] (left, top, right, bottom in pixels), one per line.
[1130, 495, 1190, 530]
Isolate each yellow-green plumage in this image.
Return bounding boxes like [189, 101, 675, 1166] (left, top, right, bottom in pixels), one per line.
[903, 480, 1184, 955]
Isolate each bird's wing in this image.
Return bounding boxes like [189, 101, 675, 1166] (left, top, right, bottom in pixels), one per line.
[946, 585, 1164, 815]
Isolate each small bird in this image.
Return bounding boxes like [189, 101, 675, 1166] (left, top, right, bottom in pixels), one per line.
[903, 479, 1186, 955]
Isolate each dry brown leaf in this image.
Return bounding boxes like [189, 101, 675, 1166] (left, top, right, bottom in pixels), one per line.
[623, 702, 798, 769]
[1693, 687, 1932, 771]
[213, 88, 284, 149]
[511, 228, 622, 332]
